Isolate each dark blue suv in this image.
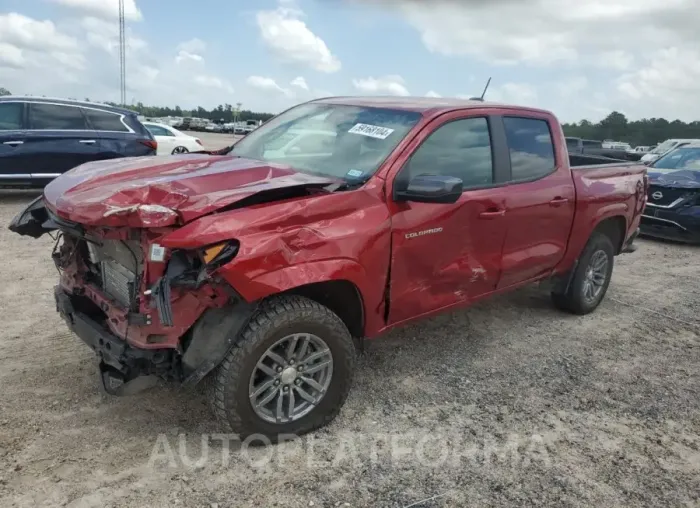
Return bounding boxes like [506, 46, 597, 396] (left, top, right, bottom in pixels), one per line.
[0, 97, 157, 187]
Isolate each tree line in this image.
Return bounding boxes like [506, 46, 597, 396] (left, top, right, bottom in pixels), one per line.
[105, 102, 275, 124]
[3, 87, 700, 146]
[562, 111, 700, 147]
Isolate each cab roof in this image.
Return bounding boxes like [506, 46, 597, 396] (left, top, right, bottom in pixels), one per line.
[311, 95, 552, 117]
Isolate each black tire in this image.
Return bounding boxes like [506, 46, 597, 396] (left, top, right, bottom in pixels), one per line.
[209, 295, 356, 443]
[551, 232, 615, 315]
[172, 146, 189, 154]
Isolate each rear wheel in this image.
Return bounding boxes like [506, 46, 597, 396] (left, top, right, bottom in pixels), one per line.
[172, 146, 189, 154]
[552, 232, 615, 315]
[209, 296, 356, 443]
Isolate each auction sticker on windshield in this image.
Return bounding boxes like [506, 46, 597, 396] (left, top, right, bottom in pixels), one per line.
[348, 123, 395, 140]
[346, 169, 365, 178]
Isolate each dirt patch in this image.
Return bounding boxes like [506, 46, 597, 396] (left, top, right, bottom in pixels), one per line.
[0, 191, 698, 507]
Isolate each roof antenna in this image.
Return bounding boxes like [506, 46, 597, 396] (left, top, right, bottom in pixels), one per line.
[470, 77, 492, 101]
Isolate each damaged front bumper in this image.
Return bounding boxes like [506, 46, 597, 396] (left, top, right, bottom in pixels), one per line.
[12, 197, 258, 394]
[55, 286, 172, 395]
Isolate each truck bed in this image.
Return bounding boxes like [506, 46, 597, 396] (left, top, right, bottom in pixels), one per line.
[569, 153, 636, 168]
[556, 159, 647, 275]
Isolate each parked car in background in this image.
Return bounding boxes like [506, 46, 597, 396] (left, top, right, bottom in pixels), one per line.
[11, 97, 646, 440]
[629, 146, 652, 154]
[565, 137, 642, 161]
[205, 123, 223, 133]
[142, 122, 203, 155]
[189, 118, 210, 132]
[641, 139, 700, 164]
[0, 96, 156, 187]
[602, 140, 632, 151]
[641, 142, 700, 243]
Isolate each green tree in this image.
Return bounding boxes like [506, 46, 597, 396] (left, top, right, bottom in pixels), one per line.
[0, 87, 11, 96]
[562, 111, 700, 147]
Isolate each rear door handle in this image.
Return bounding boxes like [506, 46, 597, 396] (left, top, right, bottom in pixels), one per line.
[549, 197, 569, 206]
[3, 141, 23, 146]
[79, 139, 96, 144]
[478, 209, 506, 219]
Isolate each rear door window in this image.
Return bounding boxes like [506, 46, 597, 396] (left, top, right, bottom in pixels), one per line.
[83, 109, 130, 132]
[503, 117, 556, 181]
[29, 103, 90, 130]
[0, 102, 24, 131]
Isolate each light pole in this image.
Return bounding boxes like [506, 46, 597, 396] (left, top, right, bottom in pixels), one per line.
[234, 102, 242, 125]
[118, 0, 126, 106]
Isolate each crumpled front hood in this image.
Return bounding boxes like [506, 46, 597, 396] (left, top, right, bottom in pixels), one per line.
[648, 169, 700, 189]
[43, 155, 337, 227]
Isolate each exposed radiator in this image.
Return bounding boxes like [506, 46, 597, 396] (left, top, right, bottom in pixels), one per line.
[85, 239, 141, 308]
[101, 259, 135, 307]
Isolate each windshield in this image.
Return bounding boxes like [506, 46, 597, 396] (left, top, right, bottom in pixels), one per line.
[650, 140, 677, 154]
[231, 103, 422, 182]
[651, 147, 700, 173]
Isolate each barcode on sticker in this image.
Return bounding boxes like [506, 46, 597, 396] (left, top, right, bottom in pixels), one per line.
[348, 123, 395, 140]
[150, 244, 166, 262]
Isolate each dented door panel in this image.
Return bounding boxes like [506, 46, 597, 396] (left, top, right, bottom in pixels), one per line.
[387, 189, 507, 324]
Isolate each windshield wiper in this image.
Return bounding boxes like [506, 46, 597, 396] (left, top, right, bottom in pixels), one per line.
[326, 178, 369, 192]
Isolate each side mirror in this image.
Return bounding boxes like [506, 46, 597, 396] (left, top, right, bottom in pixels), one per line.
[394, 175, 463, 204]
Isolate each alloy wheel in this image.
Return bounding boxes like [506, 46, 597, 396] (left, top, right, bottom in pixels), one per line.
[248, 333, 334, 424]
[582, 250, 609, 304]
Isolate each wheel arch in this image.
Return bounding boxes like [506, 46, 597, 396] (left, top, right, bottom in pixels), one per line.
[221, 259, 376, 338]
[592, 215, 627, 255]
[282, 279, 365, 339]
[553, 214, 627, 295]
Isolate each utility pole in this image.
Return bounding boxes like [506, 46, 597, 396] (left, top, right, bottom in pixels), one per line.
[235, 102, 242, 124]
[118, 0, 126, 106]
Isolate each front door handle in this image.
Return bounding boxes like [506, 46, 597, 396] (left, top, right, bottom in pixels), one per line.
[3, 141, 23, 146]
[478, 209, 506, 219]
[549, 197, 569, 206]
[79, 139, 96, 144]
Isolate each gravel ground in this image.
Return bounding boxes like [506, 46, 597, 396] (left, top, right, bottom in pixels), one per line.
[0, 190, 698, 508]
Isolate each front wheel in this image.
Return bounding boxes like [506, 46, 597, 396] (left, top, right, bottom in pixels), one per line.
[209, 296, 356, 442]
[552, 232, 615, 315]
[172, 146, 189, 154]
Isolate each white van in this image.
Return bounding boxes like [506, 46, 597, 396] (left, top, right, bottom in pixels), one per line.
[641, 139, 700, 164]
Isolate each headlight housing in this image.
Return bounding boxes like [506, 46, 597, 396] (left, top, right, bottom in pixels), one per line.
[199, 240, 240, 270]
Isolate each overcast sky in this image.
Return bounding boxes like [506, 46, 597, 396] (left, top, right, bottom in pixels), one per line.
[1, 0, 699, 122]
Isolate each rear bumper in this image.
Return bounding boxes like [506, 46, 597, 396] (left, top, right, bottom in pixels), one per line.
[621, 227, 640, 253]
[54, 286, 176, 381]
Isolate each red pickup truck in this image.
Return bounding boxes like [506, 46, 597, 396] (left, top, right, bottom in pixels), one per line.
[10, 97, 647, 441]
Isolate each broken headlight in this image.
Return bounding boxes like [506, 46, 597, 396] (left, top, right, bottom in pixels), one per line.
[199, 240, 240, 271]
